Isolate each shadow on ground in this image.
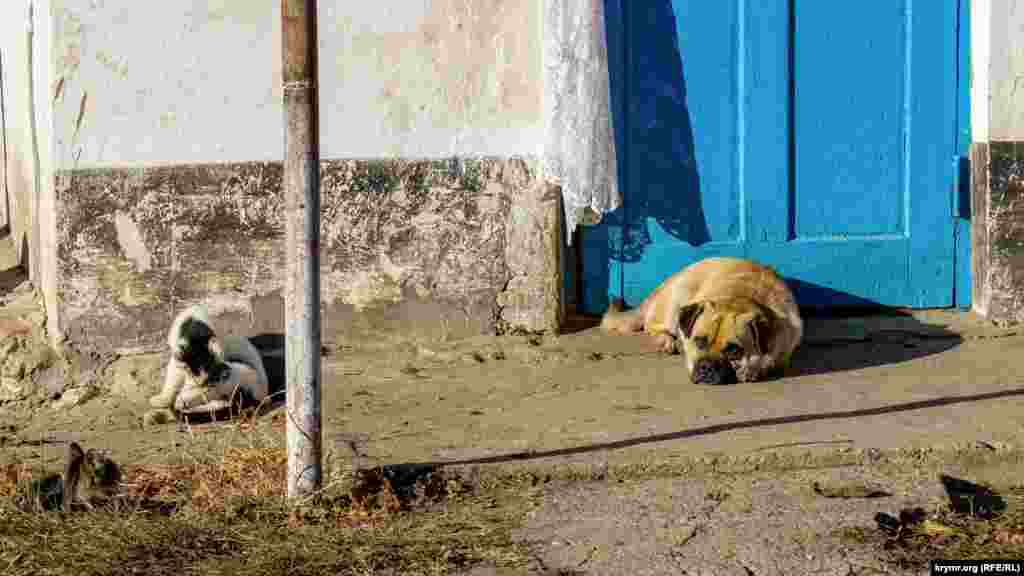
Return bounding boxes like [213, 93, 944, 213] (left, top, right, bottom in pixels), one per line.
[249, 332, 286, 400]
[405, 384, 1024, 470]
[566, 275, 965, 377]
[792, 307, 963, 377]
[566, 303, 963, 378]
[0, 230, 29, 300]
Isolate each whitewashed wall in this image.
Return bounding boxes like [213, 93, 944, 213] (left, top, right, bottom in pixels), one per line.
[973, 0, 1024, 142]
[319, 0, 543, 158]
[1, 0, 57, 341]
[46, 0, 543, 170]
[988, 0, 1024, 141]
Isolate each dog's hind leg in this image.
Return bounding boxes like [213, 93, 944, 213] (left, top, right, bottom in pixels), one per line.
[600, 299, 646, 334]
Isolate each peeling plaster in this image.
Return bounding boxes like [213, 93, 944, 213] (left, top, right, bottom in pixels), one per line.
[328, 253, 410, 312]
[56, 157, 560, 352]
[113, 211, 151, 272]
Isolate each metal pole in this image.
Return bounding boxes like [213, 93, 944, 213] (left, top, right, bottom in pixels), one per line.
[282, 0, 322, 500]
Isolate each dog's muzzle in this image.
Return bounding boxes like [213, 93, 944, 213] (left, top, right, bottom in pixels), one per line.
[692, 357, 738, 386]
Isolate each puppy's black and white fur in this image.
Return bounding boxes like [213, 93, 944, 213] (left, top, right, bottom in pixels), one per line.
[149, 304, 269, 414]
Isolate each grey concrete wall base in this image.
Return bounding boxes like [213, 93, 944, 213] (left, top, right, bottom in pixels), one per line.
[972, 141, 1024, 325]
[56, 156, 563, 355]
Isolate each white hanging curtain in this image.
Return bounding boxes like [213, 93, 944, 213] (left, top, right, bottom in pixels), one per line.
[543, 0, 621, 245]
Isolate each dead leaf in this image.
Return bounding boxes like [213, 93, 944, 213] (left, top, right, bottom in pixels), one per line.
[993, 528, 1024, 545]
[0, 318, 32, 341]
[920, 519, 956, 537]
[351, 467, 403, 515]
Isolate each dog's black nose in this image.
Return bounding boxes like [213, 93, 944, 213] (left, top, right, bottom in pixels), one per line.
[692, 358, 737, 385]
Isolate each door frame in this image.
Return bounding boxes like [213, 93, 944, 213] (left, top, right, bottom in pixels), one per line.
[0, 49, 9, 234]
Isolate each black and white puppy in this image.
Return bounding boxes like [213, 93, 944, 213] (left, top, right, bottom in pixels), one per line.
[149, 304, 269, 413]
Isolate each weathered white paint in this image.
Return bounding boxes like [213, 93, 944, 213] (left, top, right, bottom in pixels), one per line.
[973, 0, 1024, 142]
[51, 0, 284, 168]
[318, 0, 544, 158]
[46, 0, 543, 168]
[35, 0, 61, 345]
[0, 0, 59, 343]
[989, 0, 1024, 141]
[0, 54, 8, 230]
[113, 211, 151, 272]
[0, 1, 39, 269]
[971, 0, 991, 142]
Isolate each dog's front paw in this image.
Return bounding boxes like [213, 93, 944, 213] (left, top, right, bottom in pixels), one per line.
[652, 333, 678, 354]
[175, 386, 213, 412]
[181, 399, 231, 414]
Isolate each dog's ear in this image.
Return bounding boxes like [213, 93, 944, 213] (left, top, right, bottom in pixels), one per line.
[678, 302, 706, 338]
[208, 337, 224, 362]
[743, 311, 774, 355]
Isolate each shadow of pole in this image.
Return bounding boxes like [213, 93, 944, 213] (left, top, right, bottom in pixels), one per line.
[396, 385, 1024, 469]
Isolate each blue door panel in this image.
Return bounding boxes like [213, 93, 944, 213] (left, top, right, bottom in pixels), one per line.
[906, 0, 959, 308]
[581, 0, 960, 313]
[793, 1, 908, 239]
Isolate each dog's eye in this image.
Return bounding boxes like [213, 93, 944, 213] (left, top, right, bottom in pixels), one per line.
[693, 336, 709, 350]
[722, 342, 743, 359]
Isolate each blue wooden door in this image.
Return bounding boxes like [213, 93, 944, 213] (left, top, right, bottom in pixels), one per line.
[581, 0, 960, 313]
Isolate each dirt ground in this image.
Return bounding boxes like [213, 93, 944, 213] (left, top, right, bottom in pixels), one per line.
[4, 262, 1024, 573]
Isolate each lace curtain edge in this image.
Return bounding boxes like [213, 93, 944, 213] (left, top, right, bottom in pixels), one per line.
[542, 0, 622, 246]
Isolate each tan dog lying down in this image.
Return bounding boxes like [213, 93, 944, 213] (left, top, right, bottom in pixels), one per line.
[601, 257, 803, 385]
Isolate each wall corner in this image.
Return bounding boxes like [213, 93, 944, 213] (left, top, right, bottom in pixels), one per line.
[497, 177, 564, 334]
[971, 141, 1024, 326]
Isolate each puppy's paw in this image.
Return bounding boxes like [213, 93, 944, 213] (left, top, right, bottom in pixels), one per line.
[175, 386, 213, 412]
[181, 399, 231, 414]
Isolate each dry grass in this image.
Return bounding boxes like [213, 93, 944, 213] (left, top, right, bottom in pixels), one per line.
[0, 438, 537, 576]
[836, 485, 1024, 572]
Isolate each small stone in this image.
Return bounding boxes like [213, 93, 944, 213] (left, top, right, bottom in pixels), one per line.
[416, 346, 455, 363]
[0, 317, 32, 340]
[3, 356, 26, 380]
[52, 386, 95, 410]
[38, 366, 65, 399]
[0, 377, 27, 402]
[0, 337, 20, 357]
